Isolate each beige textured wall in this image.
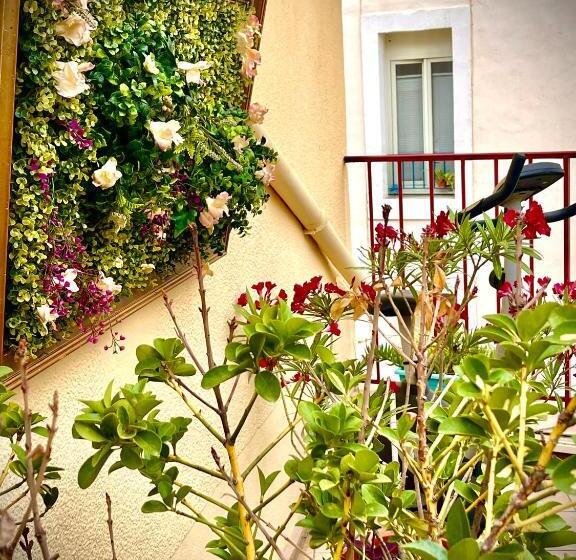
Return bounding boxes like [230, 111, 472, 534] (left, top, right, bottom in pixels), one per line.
[8, 1, 349, 558]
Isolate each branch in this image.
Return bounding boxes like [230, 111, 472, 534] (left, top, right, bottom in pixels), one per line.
[13, 341, 59, 560]
[106, 493, 118, 560]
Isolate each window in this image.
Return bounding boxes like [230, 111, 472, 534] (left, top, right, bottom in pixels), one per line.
[390, 58, 454, 193]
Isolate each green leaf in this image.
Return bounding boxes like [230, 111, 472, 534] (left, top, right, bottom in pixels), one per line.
[120, 446, 142, 469]
[438, 417, 486, 438]
[552, 454, 576, 494]
[0, 366, 13, 380]
[315, 345, 335, 364]
[78, 447, 112, 489]
[136, 344, 161, 362]
[484, 314, 518, 335]
[446, 498, 470, 547]
[141, 500, 169, 513]
[172, 362, 196, 376]
[454, 480, 479, 503]
[353, 448, 380, 474]
[320, 502, 343, 519]
[540, 530, 576, 548]
[254, 371, 281, 402]
[546, 321, 576, 345]
[448, 539, 479, 560]
[134, 430, 162, 456]
[404, 541, 448, 560]
[74, 422, 107, 443]
[284, 344, 312, 360]
[201, 365, 238, 389]
[516, 303, 559, 341]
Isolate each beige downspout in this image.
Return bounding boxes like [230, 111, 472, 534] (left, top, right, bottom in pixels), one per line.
[256, 127, 361, 284]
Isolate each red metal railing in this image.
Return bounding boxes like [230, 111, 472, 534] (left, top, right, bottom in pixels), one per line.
[345, 151, 576, 400]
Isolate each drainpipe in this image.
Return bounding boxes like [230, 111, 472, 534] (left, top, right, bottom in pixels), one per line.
[256, 127, 361, 284]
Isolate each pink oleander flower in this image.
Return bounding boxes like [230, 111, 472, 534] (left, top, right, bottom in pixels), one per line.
[255, 160, 276, 186]
[241, 48, 261, 79]
[232, 135, 249, 153]
[199, 192, 231, 234]
[248, 102, 269, 125]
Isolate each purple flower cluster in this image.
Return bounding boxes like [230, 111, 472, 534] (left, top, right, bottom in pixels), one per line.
[29, 159, 54, 200]
[141, 209, 170, 242]
[58, 119, 93, 150]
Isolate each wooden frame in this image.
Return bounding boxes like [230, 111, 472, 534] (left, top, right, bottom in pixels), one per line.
[0, 0, 267, 385]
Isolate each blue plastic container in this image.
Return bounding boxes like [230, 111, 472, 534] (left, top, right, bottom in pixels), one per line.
[394, 367, 451, 392]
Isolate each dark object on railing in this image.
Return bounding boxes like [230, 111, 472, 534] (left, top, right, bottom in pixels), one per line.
[510, 162, 564, 202]
[545, 201, 576, 224]
[457, 153, 526, 220]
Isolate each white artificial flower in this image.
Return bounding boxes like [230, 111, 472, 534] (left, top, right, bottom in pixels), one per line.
[255, 161, 276, 186]
[177, 60, 212, 84]
[96, 273, 122, 295]
[143, 53, 159, 75]
[56, 268, 79, 293]
[54, 13, 93, 46]
[141, 263, 155, 274]
[232, 135, 249, 153]
[92, 157, 122, 189]
[149, 120, 184, 151]
[37, 303, 59, 327]
[53, 61, 94, 98]
[199, 192, 230, 234]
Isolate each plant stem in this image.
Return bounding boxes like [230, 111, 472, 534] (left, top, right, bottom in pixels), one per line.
[517, 366, 528, 473]
[167, 379, 226, 444]
[359, 290, 382, 443]
[481, 395, 576, 552]
[242, 420, 301, 479]
[105, 493, 118, 560]
[168, 455, 226, 480]
[231, 392, 258, 443]
[225, 443, 256, 560]
[511, 500, 576, 530]
[16, 345, 58, 560]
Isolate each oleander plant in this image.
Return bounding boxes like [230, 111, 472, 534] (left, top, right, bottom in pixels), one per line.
[73, 207, 576, 559]
[7, 0, 275, 356]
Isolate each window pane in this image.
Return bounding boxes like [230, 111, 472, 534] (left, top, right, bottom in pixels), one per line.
[396, 62, 423, 182]
[431, 61, 454, 154]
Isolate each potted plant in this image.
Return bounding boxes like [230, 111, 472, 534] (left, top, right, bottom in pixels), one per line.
[435, 168, 455, 190]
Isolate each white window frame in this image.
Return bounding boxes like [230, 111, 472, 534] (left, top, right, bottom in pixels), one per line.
[390, 56, 454, 191]
[348, 6, 472, 226]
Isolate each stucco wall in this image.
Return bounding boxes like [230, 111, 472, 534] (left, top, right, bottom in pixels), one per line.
[9, 0, 349, 558]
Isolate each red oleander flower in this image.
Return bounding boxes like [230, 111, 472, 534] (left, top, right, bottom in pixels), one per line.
[326, 321, 341, 336]
[373, 223, 398, 251]
[497, 281, 513, 299]
[425, 211, 455, 238]
[523, 200, 551, 239]
[258, 357, 277, 370]
[503, 209, 520, 228]
[278, 289, 288, 300]
[359, 282, 376, 302]
[325, 282, 346, 296]
[237, 293, 248, 306]
[292, 276, 323, 312]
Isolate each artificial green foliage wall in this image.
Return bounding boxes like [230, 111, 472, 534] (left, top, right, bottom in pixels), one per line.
[7, 0, 274, 355]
